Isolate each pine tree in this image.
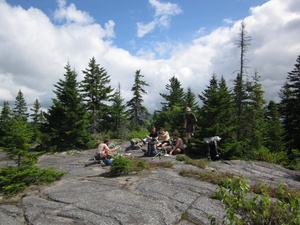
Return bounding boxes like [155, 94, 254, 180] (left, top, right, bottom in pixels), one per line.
[1, 117, 35, 167]
[0, 101, 12, 146]
[184, 87, 198, 110]
[126, 70, 150, 130]
[110, 83, 128, 138]
[30, 99, 43, 141]
[198, 75, 234, 156]
[153, 76, 186, 134]
[160, 76, 185, 110]
[279, 54, 300, 151]
[243, 72, 267, 152]
[13, 90, 28, 122]
[46, 63, 93, 150]
[80, 57, 114, 135]
[265, 100, 285, 152]
[0, 101, 11, 123]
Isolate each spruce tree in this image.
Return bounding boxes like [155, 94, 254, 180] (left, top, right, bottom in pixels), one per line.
[126, 70, 150, 130]
[80, 57, 114, 135]
[198, 75, 234, 158]
[13, 90, 28, 122]
[0, 101, 12, 146]
[279, 54, 300, 151]
[0, 101, 11, 123]
[46, 63, 93, 151]
[30, 99, 43, 142]
[265, 100, 285, 153]
[153, 76, 186, 134]
[243, 72, 267, 153]
[184, 87, 198, 110]
[160, 76, 185, 110]
[110, 83, 128, 138]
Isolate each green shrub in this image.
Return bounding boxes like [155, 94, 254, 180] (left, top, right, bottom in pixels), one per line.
[0, 166, 65, 196]
[212, 177, 300, 224]
[110, 155, 131, 177]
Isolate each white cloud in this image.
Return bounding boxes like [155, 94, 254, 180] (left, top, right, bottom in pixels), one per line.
[0, 0, 299, 114]
[54, 0, 94, 25]
[136, 0, 182, 37]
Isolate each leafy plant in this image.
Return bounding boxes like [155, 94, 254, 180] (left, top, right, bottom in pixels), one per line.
[211, 177, 300, 224]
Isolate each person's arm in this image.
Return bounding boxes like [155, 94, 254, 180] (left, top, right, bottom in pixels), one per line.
[170, 139, 180, 155]
[105, 146, 120, 154]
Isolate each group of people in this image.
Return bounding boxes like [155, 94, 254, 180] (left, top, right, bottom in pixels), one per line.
[146, 107, 198, 155]
[95, 107, 197, 164]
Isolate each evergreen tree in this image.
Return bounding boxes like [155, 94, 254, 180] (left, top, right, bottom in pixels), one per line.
[184, 87, 198, 110]
[197, 75, 234, 158]
[0, 101, 11, 123]
[13, 90, 28, 122]
[30, 99, 41, 125]
[265, 100, 285, 152]
[160, 76, 185, 110]
[46, 63, 93, 151]
[110, 83, 128, 138]
[279, 54, 300, 151]
[153, 76, 186, 134]
[0, 101, 12, 146]
[30, 99, 43, 141]
[1, 117, 35, 167]
[243, 72, 267, 152]
[80, 57, 114, 135]
[126, 70, 150, 130]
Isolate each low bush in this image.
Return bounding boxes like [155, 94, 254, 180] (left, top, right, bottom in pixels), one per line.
[0, 166, 65, 196]
[211, 177, 300, 225]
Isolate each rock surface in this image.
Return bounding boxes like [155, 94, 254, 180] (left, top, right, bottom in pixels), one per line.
[1, 142, 300, 225]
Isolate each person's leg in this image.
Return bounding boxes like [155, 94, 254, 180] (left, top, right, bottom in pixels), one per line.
[170, 147, 182, 155]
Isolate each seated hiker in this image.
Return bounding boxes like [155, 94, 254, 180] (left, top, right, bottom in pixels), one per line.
[146, 127, 159, 142]
[157, 128, 171, 147]
[95, 140, 120, 165]
[166, 132, 184, 155]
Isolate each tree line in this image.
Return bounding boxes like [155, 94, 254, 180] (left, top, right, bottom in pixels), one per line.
[0, 22, 300, 171]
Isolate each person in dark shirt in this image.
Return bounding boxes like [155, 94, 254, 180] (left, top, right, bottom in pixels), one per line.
[184, 107, 197, 143]
[148, 127, 159, 140]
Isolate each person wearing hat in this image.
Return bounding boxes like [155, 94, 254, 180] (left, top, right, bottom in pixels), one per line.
[96, 140, 120, 165]
[184, 107, 197, 143]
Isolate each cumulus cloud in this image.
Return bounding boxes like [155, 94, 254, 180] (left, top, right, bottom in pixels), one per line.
[137, 0, 182, 37]
[0, 0, 299, 114]
[54, 0, 94, 25]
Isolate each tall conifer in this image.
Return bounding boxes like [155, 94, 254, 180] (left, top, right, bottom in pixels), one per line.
[46, 63, 92, 150]
[126, 70, 150, 130]
[80, 57, 114, 135]
[279, 54, 300, 151]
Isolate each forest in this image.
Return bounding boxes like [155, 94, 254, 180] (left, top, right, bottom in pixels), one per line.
[0, 23, 300, 195]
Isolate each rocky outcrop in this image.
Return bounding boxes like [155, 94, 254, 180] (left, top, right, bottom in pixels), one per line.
[1, 144, 300, 225]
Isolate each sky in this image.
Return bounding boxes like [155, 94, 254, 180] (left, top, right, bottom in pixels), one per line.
[0, 0, 300, 113]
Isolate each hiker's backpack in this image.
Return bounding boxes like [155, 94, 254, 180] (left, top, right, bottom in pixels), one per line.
[130, 138, 145, 148]
[204, 136, 221, 160]
[145, 138, 158, 157]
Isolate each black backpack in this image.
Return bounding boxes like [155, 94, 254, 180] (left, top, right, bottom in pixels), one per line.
[145, 138, 158, 157]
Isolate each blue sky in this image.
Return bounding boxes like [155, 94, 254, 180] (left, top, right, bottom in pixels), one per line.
[0, 0, 300, 113]
[6, 0, 270, 57]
